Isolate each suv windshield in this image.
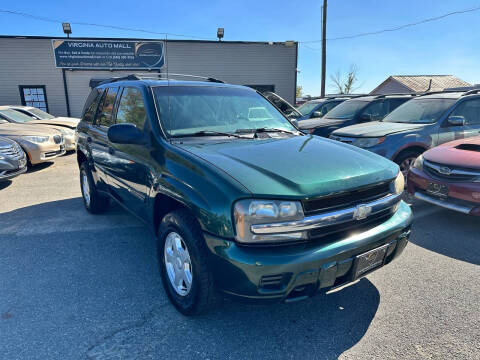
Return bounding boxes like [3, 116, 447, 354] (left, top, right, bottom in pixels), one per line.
[153, 86, 297, 137]
[27, 108, 55, 120]
[383, 98, 456, 124]
[0, 109, 35, 123]
[297, 101, 321, 116]
[324, 100, 367, 120]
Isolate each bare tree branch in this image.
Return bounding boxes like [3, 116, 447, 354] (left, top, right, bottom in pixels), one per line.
[329, 64, 360, 94]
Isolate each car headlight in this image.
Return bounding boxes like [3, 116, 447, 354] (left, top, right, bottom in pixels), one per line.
[353, 137, 386, 148]
[413, 155, 424, 170]
[393, 171, 405, 195]
[22, 135, 49, 143]
[233, 199, 306, 244]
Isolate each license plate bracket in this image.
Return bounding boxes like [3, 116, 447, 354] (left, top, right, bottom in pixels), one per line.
[352, 244, 388, 280]
[426, 182, 448, 198]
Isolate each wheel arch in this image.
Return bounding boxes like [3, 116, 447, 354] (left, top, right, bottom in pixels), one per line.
[393, 144, 428, 163]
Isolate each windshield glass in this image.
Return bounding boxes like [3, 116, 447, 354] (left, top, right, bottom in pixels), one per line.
[153, 86, 297, 137]
[0, 109, 34, 123]
[297, 101, 321, 116]
[324, 100, 367, 120]
[383, 98, 456, 124]
[28, 108, 55, 119]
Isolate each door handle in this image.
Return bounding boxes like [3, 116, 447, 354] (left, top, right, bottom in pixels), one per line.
[87, 136, 92, 143]
[108, 147, 115, 155]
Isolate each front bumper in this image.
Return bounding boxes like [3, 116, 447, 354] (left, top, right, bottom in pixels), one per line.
[408, 167, 480, 215]
[21, 142, 66, 164]
[64, 134, 76, 151]
[0, 156, 27, 180]
[205, 201, 412, 303]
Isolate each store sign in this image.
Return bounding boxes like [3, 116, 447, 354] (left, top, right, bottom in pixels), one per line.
[52, 39, 165, 69]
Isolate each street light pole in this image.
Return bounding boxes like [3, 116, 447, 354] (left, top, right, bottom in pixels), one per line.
[321, 0, 327, 97]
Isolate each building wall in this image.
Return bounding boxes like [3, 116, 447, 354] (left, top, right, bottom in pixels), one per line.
[0, 37, 297, 118]
[370, 79, 412, 95]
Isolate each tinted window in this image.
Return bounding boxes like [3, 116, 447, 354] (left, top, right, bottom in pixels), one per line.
[361, 100, 385, 121]
[324, 100, 368, 120]
[297, 101, 322, 116]
[319, 101, 341, 116]
[384, 98, 456, 124]
[387, 98, 409, 113]
[96, 87, 118, 127]
[83, 88, 104, 124]
[116, 88, 147, 130]
[450, 99, 480, 125]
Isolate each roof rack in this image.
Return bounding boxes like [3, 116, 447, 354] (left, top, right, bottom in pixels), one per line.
[416, 89, 466, 97]
[325, 94, 367, 99]
[462, 89, 480, 96]
[98, 73, 224, 86]
[373, 93, 417, 98]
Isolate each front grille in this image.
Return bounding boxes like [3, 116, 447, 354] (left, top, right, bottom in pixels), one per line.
[44, 150, 63, 158]
[53, 135, 62, 144]
[0, 144, 22, 159]
[303, 181, 392, 215]
[424, 160, 480, 182]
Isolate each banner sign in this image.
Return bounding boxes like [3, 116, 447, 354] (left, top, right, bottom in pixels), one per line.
[52, 40, 165, 69]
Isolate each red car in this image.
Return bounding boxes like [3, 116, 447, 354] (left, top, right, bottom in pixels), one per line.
[407, 136, 480, 215]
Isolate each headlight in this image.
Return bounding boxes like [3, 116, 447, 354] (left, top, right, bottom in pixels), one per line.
[352, 137, 386, 148]
[413, 155, 424, 170]
[233, 199, 306, 244]
[22, 135, 49, 143]
[393, 171, 405, 195]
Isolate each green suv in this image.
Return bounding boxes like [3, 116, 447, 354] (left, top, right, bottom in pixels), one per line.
[76, 75, 412, 315]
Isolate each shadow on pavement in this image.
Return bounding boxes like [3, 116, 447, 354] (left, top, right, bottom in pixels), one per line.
[27, 161, 54, 173]
[410, 203, 480, 265]
[0, 179, 12, 190]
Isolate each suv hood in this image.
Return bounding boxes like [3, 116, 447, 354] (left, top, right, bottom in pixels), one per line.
[177, 135, 398, 198]
[333, 121, 425, 137]
[423, 136, 480, 170]
[0, 122, 61, 136]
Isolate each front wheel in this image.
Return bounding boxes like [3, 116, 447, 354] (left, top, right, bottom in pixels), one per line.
[395, 150, 422, 178]
[157, 209, 216, 315]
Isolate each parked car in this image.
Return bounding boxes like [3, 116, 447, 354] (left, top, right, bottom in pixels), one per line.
[301, 94, 415, 137]
[262, 92, 303, 119]
[7, 105, 80, 128]
[0, 136, 27, 181]
[0, 119, 65, 165]
[295, 96, 356, 121]
[76, 75, 412, 315]
[407, 136, 480, 215]
[0, 107, 76, 151]
[330, 90, 480, 175]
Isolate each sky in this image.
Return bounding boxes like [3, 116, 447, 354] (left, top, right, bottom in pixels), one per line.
[1, 0, 479, 96]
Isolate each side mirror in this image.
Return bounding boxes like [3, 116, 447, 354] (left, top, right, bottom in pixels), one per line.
[360, 114, 372, 122]
[448, 116, 465, 126]
[107, 123, 144, 144]
[290, 119, 299, 128]
[312, 111, 323, 118]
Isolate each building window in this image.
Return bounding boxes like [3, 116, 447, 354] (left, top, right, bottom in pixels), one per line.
[19, 85, 49, 112]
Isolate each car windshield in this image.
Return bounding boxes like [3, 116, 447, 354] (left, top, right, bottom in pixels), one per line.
[324, 100, 367, 120]
[0, 109, 35, 123]
[383, 98, 456, 124]
[153, 86, 297, 137]
[28, 108, 55, 119]
[297, 101, 321, 116]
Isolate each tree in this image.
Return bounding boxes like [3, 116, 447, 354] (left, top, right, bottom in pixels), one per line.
[296, 86, 303, 98]
[330, 64, 360, 94]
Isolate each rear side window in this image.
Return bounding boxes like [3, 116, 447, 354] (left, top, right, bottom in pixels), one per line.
[115, 87, 147, 130]
[96, 87, 118, 127]
[361, 100, 385, 121]
[82, 88, 104, 124]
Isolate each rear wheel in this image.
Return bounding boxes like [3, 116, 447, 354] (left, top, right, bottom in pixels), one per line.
[79, 162, 109, 214]
[157, 208, 216, 315]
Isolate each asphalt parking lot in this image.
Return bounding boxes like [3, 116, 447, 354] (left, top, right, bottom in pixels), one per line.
[0, 154, 479, 360]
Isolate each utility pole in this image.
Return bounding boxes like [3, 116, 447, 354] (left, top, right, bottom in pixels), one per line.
[321, 0, 327, 97]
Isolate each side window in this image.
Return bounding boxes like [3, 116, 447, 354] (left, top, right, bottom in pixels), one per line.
[386, 98, 408, 113]
[450, 99, 480, 125]
[82, 88, 104, 124]
[115, 87, 147, 130]
[319, 101, 340, 116]
[96, 87, 118, 127]
[361, 100, 385, 121]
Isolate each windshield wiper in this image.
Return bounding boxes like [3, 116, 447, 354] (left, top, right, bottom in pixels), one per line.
[171, 130, 244, 138]
[235, 127, 297, 136]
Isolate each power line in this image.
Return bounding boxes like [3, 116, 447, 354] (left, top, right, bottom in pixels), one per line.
[301, 5, 480, 43]
[0, 9, 217, 40]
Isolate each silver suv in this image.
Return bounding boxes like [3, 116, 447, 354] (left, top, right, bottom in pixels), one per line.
[0, 136, 27, 181]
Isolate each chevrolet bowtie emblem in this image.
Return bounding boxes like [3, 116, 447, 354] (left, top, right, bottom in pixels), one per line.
[353, 204, 372, 220]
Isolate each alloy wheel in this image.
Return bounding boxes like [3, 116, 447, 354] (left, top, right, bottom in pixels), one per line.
[400, 157, 416, 177]
[164, 232, 193, 296]
[81, 171, 90, 206]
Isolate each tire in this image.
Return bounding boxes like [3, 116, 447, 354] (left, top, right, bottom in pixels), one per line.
[79, 162, 109, 214]
[157, 208, 216, 316]
[395, 149, 422, 178]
